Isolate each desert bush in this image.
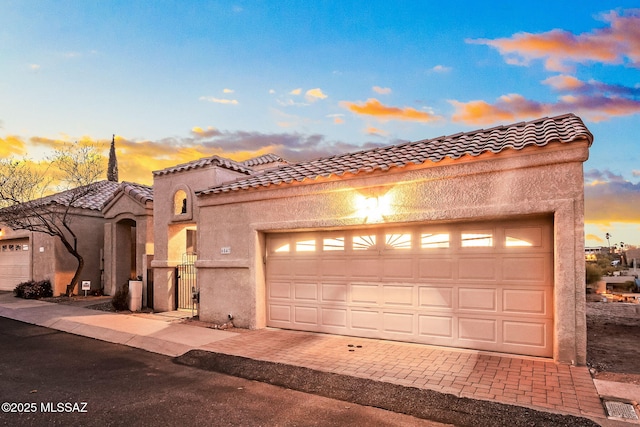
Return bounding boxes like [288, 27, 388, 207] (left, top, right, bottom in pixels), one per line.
[111, 282, 129, 311]
[13, 279, 53, 299]
[585, 263, 603, 285]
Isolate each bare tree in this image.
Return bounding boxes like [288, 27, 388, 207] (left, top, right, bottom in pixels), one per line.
[0, 142, 106, 296]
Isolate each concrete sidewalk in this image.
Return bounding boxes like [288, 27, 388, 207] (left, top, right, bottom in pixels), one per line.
[0, 293, 235, 357]
[0, 292, 635, 425]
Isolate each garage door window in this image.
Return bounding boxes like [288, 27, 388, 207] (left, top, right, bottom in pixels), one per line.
[296, 239, 316, 252]
[421, 233, 449, 248]
[353, 234, 376, 251]
[384, 233, 412, 249]
[323, 237, 345, 251]
[461, 232, 493, 247]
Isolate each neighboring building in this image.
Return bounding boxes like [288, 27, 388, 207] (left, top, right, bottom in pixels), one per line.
[101, 181, 154, 305]
[0, 181, 120, 295]
[151, 113, 593, 365]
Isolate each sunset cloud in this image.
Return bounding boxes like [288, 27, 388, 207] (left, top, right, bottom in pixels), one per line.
[0, 135, 28, 157]
[450, 90, 640, 125]
[584, 169, 640, 224]
[469, 9, 640, 72]
[366, 126, 388, 136]
[586, 234, 604, 243]
[289, 88, 302, 95]
[340, 98, 442, 122]
[373, 86, 392, 95]
[223, 88, 234, 93]
[199, 96, 239, 105]
[305, 88, 328, 102]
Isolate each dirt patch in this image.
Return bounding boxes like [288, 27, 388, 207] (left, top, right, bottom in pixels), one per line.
[587, 301, 640, 384]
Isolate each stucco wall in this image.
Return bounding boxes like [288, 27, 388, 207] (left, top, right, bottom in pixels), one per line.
[194, 141, 590, 364]
[151, 164, 248, 311]
[52, 211, 106, 296]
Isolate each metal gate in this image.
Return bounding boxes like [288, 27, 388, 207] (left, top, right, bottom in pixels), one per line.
[175, 253, 197, 311]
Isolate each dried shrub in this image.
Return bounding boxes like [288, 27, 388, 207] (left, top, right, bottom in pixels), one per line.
[13, 279, 53, 299]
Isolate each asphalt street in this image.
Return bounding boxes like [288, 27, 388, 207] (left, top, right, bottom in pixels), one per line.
[0, 317, 447, 427]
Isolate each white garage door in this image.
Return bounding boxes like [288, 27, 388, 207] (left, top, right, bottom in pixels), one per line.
[0, 239, 31, 291]
[266, 217, 554, 357]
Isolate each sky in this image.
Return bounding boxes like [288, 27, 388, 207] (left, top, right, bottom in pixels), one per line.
[1, 1, 639, 247]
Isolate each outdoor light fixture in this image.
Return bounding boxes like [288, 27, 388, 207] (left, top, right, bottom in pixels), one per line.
[355, 193, 392, 223]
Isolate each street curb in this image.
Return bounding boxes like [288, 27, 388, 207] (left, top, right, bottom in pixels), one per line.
[175, 350, 600, 427]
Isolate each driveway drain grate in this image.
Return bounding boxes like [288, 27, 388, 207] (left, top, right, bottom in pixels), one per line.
[605, 401, 638, 420]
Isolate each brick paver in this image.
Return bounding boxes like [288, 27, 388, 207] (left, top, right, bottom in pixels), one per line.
[200, 328, 606, 420]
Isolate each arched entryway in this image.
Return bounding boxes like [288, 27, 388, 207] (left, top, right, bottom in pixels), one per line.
[115, 218, 137, 288]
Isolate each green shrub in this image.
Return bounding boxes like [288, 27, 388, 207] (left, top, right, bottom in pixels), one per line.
[111, 283, 130, 311]
[13, 279, 53, 299]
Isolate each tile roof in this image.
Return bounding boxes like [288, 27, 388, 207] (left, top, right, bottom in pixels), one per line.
[197, 113, 593, 196]
[33, 180, 121, 211]
[152, 155, 253, 176]
[102, 181, 153, 209]
[242, 153, 288, 167]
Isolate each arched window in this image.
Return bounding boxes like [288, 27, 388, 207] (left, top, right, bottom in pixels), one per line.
[174, 190, 188, 215]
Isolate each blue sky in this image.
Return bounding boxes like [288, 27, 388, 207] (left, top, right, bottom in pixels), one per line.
[1, 1, 639, 247]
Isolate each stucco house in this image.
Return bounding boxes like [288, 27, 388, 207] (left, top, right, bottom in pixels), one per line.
[0, 180, 121, 295]
[150, 113, 593, 365]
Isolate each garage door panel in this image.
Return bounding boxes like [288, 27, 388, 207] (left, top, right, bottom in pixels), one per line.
[321, 308, 347, 327]
[267, 258, 293, 276]
[382, 284, 414, 306]
[502, 256, 547, 282]
[418, 258, 454, 280]
[294, 283, 318, 301]
[351, 283, 379, 304]
[321, 283, 347, 303]
[503, 321, 547, 347]
[503, 289, 548, 314]
[320, 259, 349, 276]
[268, 304, 291, 322]
[458, 288, 497, 311]
[293, 259, 318, 277]
[266, 217, 553, 358]
[419, 315, 453, 338]
[351, 309, 379, 331]
[383, 312, 414, 334]
[419, 286, 454, 308]
[349, 258, 380, 278]
[269, 282, 291, 299]
[382, 257, 413, 279]
[458, 257, 497, 280]
[294, 306, 318, 325]
[459, 317, 497, 342]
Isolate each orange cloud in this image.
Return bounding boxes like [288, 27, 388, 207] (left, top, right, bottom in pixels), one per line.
[450, 91, 640, 125]
[373, 86, 392, 94]
[469, 9, 640, 72]
[199, 96, 238, 105]
[305, 88, 327, 102]
[586, 234, 604, 243]
[542, 75, 585, 91]
[366, 126, 388, 136]
[0, 135, 28, 157]
[340, 98, 441, 122]
[450, 95, 547, 125]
